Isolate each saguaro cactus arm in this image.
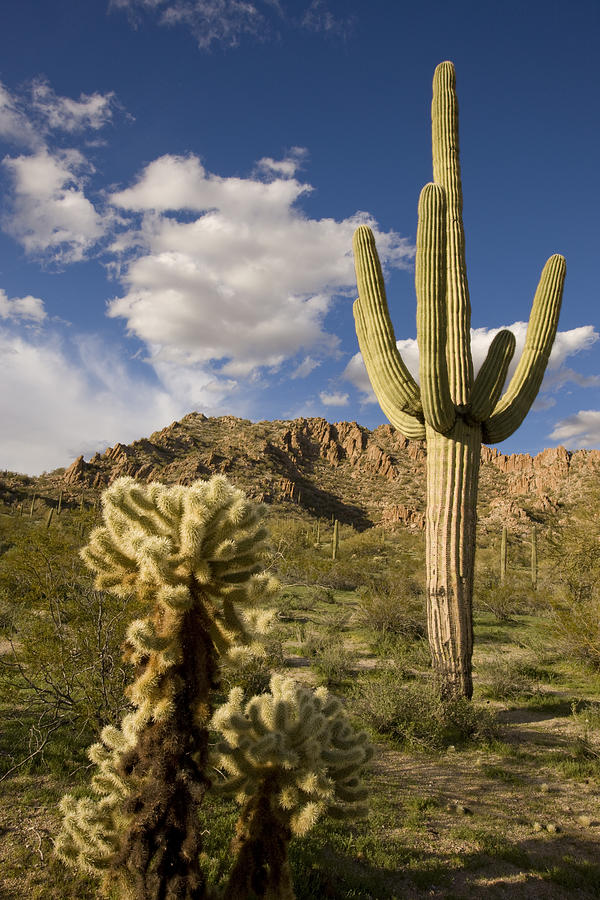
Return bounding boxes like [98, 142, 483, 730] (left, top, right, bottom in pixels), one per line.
[352, 226, 426, 441]
[415, 182, 455, 433]
[483, 253, 566, 444]
[469, 329, 516, 423]
[431, 61, 473, 408]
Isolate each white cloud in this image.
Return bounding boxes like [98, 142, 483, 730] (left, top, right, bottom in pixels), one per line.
[320, 390, 349, 406]
[0, 327, 188, 475]
[291, 355, 320, 378]
[344, 324, 599, 405]
[0, 84, 39, 147]
[108, 152, 413, 378]
[111, 0, 353, 47]
[30, 80, 116, 133]
[301, 0, 355, 36]
[0, 289, 46, 322]
[111, 0, 269, 49]
[2, 148, 109, 263]
[550, 410, 600, 449]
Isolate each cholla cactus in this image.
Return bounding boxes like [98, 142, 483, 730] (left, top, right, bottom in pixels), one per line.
[55, 475, 277, 900]
[212, 674, 372, 899]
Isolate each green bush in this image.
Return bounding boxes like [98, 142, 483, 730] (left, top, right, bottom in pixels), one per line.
[477, 653, 542, 700]
[355, 576, 426, 641]
[544, 522, 600, 669]
[352, 670, 498, 751]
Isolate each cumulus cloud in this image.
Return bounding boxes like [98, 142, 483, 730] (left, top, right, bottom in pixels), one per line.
[2, 148, 109, 263]
[549, 410, 600, 449]
[0, 289, 46, 322]
[344, 324, 599, 405]
[108, 152, 413, 377]
[319, 390, 349, 406]
[0, 326, 196, 475]
[0, 79, 120, 262]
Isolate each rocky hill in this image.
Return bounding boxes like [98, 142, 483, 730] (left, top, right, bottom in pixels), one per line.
[2, 413, 598, 535]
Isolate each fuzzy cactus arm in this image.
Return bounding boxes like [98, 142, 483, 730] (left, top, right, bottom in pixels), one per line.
[431, 61, 473, 408]
[468, 329, 516, 422]
[416, 182, 455, 433]
[353, 225, 424, 422]
[483, 254, 566, 443]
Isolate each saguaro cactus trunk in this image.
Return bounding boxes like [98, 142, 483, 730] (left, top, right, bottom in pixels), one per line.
[352, 62, 566, 698]
[500, 526, 508, 581]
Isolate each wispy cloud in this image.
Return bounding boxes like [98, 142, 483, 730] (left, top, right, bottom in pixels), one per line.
[0, 325, 184, 474]
[291, 355, 320, 378]
[110, 0, 353, 48]
[30, 79, 116, 133]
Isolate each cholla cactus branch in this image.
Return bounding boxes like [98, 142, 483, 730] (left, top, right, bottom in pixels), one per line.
[212, 675, 372, 899]
[56, 476, 277, 900]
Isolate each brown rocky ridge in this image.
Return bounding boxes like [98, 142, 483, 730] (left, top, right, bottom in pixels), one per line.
[2, 413, 598, 537]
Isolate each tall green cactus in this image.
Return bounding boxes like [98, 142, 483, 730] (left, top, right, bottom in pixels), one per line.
[500, 526, 508, 582]
[332, 518, 339, 560]
[352, 62, 565, 697]
[531, 525, 538, 590]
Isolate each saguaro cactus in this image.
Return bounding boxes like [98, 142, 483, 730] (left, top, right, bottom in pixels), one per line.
[531, 525, 538, 590]
[500, 526, 508, 581]
[332, 518, 340, 560]
[352, 62, 565, 697]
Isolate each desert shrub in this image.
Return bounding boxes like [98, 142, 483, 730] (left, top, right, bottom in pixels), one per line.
[0, 525, 135, 734]
[355, 575, 426, 643]
[473, 569, 531, 621]
[544, 522, 600, 669]
[312, 641, 354, 685]
[352, 670, 498, 751]
[477, 653, 542, 700]
[220, 630, 286, 699]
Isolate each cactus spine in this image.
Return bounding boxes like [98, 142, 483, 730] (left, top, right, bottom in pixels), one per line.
[332, 519, 339, 560]
[531, 525, 538, 590]
[500, 526, 508, 581]
[352, 62, 565, 697]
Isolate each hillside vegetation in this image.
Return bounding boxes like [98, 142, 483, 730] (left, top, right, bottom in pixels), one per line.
[0, 416, 599, 897]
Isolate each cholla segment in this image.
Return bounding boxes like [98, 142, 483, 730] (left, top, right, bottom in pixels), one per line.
[212, 674, 372, 833]
[212, 675, 372, 899]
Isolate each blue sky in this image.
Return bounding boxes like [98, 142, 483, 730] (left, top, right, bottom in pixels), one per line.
[0, 0, 598, 475]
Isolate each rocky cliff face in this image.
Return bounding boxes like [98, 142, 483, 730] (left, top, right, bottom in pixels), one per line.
[54, 413, 600, 534]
